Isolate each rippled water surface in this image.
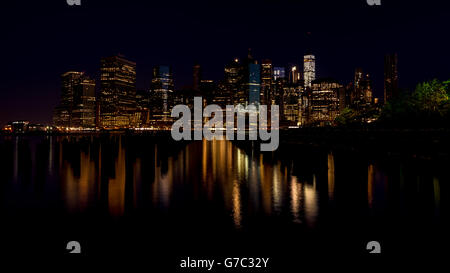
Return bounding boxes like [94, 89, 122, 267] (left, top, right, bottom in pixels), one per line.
[0, 135, 448, 262]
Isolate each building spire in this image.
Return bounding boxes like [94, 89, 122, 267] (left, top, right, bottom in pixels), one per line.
[305, 32, 313, 55]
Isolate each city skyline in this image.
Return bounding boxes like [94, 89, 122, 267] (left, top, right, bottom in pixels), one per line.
[1, 0, 450, 266]
[1, 0, 450, 125]
[2, 49, 396, 131]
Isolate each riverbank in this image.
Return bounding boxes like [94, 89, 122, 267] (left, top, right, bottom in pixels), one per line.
[230, 128, 450, 160]
[2, 127, 450, 158]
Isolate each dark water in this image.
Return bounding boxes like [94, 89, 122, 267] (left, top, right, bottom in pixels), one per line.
[0, 135, 448, 268]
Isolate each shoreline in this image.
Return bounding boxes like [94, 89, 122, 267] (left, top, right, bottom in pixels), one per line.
[2, 127, 450, 158]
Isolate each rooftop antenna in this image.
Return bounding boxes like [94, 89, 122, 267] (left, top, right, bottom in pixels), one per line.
[305, 32, 313, 55]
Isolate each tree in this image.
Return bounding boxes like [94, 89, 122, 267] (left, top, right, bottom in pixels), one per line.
[411, 79, 449, 117]
[379, 79, 450, 128]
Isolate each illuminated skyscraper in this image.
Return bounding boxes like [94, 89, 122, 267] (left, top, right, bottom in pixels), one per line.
[237, 49, 260, 106]
[225, 58, 243, 105]
[72, 76, 96, 128]
[272, 67, 286, 115]
[261, 59, 273, 105]
[225, 58, 242, 85]
[200, 79, 216, 105]
[303, 54, 316, 88]
[352, 68, 373, 107]
[354, 68, 364, 90]
[100, 55, 137, 128]
[247, 63, 261, 106]
[282, 84, 302, 125]
[151, 65, 174, 121]
[384, 53, 398, 103]
[308, 78, 342, 126]
[211, 81, 229, 107]
[273, 67, 285, 81]
[288, 64, 301, 85]
[61, 71, 84, 113]
[53, 71, 95, 128]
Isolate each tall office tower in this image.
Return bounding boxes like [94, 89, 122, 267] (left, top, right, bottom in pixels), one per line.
[247, 62, 261, 106]
[100, 55, 137, 128]
[303, 54, 316, 88]
[200, 79, 216, 105]
[282, 84, 302, 125]
[135, 89, 151, 126]
[136, 89, 150, 109]
[151, 65, 174, 121]
[224, 58, 243, 104]
[213, 81, 231, 107]
[193, 63, 201, 91]
[239, 49, 260, 106]
[288, 64, 301, 85]
[71, 76, 96, 128]
[354, 67, 364, 90]
[225, 58, 242, 85]
[53, 71, 85, 127]
[352, 68, 373, 107]
[272, 67, 286, 113]
[362, 73, 373, 104]
[273, 67, 286, 81]
[260, 59, 273, 105]
[384, 53, 398, 103]
[309, 78, 342, 126]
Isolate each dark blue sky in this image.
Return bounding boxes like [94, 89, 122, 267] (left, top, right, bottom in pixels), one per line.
[1, 0, 450, 125]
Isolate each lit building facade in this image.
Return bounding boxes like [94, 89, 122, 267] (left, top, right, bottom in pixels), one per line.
[247, 63, 261, 106]
[135, 89, 151, 125]
[213, 81, 232, 107]
[260, 59, 273, 105]
[273, 67, 286, 81]
[224, 58, 243, 105]
[54, 71, 95, 128]
[100, 55, 138, 128]
[303, 78, 342, 126]
[72, 76, 96, 128]
[200, 79, 216, 105]
[151, 65, 174, 121]
[272, 67, 286, 110]
[282, 84, 302, 125]
[303, 54, 316, 88]
[352, 68, 373, 108]
[288, 64, 301, 85]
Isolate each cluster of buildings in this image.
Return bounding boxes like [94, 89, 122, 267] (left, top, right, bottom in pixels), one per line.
[1, 121, 51, 134]
[50, 51, 399, 130]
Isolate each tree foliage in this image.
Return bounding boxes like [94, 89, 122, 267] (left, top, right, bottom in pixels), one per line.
[379, 79, 450, 128]
[335, 106, 380, 127]
[335, 79, 450, 128]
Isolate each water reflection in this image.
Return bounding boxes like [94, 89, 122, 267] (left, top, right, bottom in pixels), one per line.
[433, 177, 440, 216]
[108, 139, 125, 216]
[232, 179, 242, 228]
[327, 153, 335, 201]
[0, 136, 447, 230]
[368, 164, 374, 208]
[62, 147, 96, 213]
[13, 136, 18, 181]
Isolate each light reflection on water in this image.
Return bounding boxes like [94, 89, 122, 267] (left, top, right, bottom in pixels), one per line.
[0, 135, 446, 230]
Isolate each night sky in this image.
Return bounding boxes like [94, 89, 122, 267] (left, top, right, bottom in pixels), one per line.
[1, 0, 449, 125]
